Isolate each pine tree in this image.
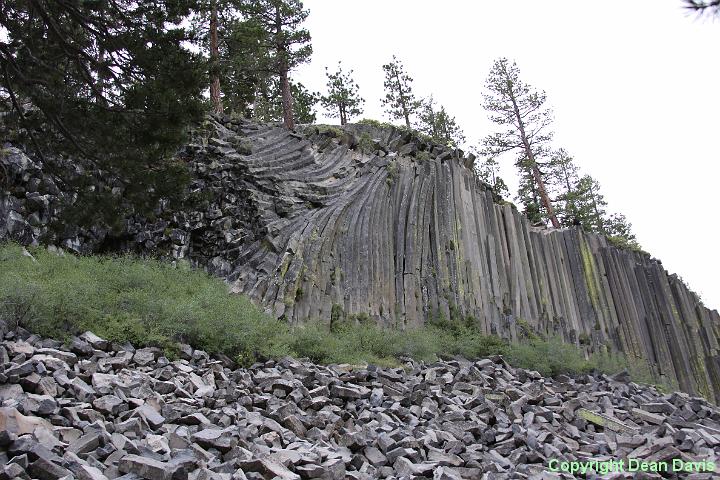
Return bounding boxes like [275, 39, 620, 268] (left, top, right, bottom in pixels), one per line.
[573, 175, 640, 250]
[0, 0, 205, 225]
[189, 0, 251, 114]
[209, 0, 223, 113]
[604, 213, 640, 250]
[481, 58, 560, 228]
[546, 149, 582, 225]
[290, 82, 319, 124]
[240, 0, 312, 130]
[381, 56, 420, 128]
[320, 62, 364, 125]
[416, 97, 466, 147]
[475, 157, 510, 198]
[517, 164, 546, 225]
[220, 16, 271, 116]
[252, 78, 317, 124]
[543, 149, 641, 249]
[573, 174, 608, 233]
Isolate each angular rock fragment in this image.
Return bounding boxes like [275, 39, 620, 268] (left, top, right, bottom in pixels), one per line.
[0, 327, 719, 480]
[134, 404, 165, 430]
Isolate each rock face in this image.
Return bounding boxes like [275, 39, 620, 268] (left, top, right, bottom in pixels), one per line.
[2, 328, 720, 479]
[1, 116, 719, 403]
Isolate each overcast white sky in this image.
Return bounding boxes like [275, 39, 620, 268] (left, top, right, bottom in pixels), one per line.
[293, 0, 720, 311]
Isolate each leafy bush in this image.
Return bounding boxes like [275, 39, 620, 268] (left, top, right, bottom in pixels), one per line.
[386, 160, 399, 186]
[357, 118, 386, 128]
[505, 336, 592, 377]
[415, 150, 431, 162]
[0, 243, 288, 362]
[606, 235, 646, 254]
[357, 132, 376, 154]
[588, 350, 675, 392]
[315, 125, 345, 137]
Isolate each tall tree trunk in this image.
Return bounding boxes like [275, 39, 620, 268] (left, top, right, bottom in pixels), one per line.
[508, 92, 560, 228]
[588, 182, 605, 234]
[275, 8, 294, 129]
[209, 0, 222, 115]
[279, 62, 294, 129]
[559, 163, 574, 220]
[393, 71, 410, 128]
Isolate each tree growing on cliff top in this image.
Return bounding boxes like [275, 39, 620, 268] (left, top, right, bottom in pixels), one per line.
[215, 15, 270, 116]
[416, 96, 466, 147]
[543, 151, 641, 249]
[239, 0, 312, 130]
[546, 148, 582, 225]
[253, 78, 318, 124]
[604, 213, 640, 250]
[481, 58, 560, 228]
[475, 157, 510, 199]
[381, 56, 420, 128]
[320, 62, 364, 125]
[190, 0, 247, 115]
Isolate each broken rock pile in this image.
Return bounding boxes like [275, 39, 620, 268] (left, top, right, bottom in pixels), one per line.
[1, 324, 719, 479]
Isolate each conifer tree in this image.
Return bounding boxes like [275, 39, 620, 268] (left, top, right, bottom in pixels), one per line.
[190, 1, 259, 116]
[253, 78, 317, 124]
[475, 157, 510, 198]
[219, 16, 270, 116]
[481, 58, 560, 228]
[604, 213, 640, 250]
[381, 56, 420, 128]
[209, 0, 222, 113]
[416, 96, 466, 146]
[320, 62, 364, 125]
[240, 0, 312, 129]
[0, 0, 205, 225]
[572, 174, 608, 233]
[547, 149, 582, 225]
[290, 82, 319, 124]
[517, 164, 547, 225]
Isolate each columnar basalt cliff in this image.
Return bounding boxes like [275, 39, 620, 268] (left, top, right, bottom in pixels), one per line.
[1, 116, 719, 402]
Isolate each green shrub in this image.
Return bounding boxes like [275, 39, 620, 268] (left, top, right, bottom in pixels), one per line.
[606, 235, 646, 254]
[588, 350, 675, 391]
[505, 336, 592, 377]
[316, 125, 344, 137]
[0, 243, 288, 361]
[357, 118, 386, 128]
[357, 132, 375, 154]
[516, 318, 539, 340]
[415, 150, 431, 162]
[386, 159, 399, 186]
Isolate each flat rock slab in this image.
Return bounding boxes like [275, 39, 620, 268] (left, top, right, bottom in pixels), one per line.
[577, 408, 641, 434]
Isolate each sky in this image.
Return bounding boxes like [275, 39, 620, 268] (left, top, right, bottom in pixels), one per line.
[293, 0, 720, 311]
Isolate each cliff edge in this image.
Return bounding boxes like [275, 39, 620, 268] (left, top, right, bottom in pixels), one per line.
[1, 115, 718, 402]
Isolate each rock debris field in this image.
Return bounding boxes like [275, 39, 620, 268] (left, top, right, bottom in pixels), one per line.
[1, 325, 719, 479]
